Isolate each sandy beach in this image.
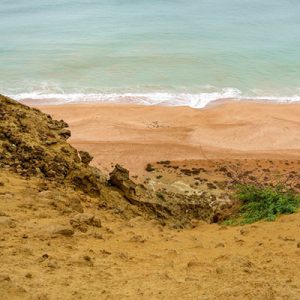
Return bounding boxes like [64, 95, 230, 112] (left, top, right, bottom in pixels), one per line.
[34, 101, 300, 174]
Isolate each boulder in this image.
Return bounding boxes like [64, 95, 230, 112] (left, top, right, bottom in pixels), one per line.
[109, 164, 137, 197]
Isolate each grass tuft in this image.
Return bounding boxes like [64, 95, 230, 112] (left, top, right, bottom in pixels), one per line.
[225, 185, 300, 225]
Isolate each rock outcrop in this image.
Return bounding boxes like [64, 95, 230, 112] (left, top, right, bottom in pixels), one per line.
[108, 164, 231, 226]
[0, 94, 236, 226]
[109, 164, 137, 198]
[0, 95, 104, 196]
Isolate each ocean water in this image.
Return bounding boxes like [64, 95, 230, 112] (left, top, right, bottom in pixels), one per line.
[1, 0, 300, 108]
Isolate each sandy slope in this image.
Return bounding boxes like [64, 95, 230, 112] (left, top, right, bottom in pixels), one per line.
[1, 171, 300, 300]
[37, 101, 300, 174]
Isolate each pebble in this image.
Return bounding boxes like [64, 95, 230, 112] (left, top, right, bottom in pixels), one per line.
[240, 228, 250, 236]
[215, 242, 225, 248]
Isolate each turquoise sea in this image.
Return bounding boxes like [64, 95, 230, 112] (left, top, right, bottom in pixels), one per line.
[1, 0, 300, 107]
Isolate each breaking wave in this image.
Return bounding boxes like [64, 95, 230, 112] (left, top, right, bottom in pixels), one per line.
[8, 87, 300, 108]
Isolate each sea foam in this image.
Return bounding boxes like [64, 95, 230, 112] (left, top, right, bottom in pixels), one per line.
[10, 88, 300, 108]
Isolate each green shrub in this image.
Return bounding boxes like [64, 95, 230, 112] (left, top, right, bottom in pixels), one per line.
[226, 185, 300, 225]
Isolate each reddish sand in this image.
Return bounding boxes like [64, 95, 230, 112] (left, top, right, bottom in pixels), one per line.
[35, 101, 300, 173]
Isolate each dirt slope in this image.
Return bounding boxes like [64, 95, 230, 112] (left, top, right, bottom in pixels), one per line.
[0, 170, 300, 299]
[1, 95, 300, 299]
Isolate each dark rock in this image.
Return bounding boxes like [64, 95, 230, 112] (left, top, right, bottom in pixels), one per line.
[207, 182, 217, 190]
[58, 129, 71, 139]
[109, 164, 137, 196]
[145, 163, 155, 172]
[79, 151, 93, 165]
[157, 160, 171, 165]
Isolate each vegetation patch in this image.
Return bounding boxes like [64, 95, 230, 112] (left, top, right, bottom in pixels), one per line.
[225, 185, 300, 225]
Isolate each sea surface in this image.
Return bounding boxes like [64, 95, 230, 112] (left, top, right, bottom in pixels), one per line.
[1, 0, 300, 108]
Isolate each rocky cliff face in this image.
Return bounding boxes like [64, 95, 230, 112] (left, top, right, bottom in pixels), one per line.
[0, 95, 235, 226]
[0, 95, 105, 195]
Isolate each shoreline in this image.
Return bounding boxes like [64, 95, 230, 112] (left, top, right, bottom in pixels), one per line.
[20, 96, 300, 110]
[31, 100, 300, 175]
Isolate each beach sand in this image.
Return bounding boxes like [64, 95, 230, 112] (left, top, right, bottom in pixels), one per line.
[35, 101, 300, 175]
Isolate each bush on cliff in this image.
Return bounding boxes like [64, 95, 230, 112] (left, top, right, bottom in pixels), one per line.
[226, 185, 300, 225]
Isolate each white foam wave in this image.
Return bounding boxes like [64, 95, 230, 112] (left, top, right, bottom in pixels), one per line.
[9, 88, 300, 108]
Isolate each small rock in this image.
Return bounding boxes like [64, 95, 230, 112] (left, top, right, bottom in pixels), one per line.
[215, 242, 225, 248]
[129, 235, 146, 243]
[297, 241, 300, 248]
[145, 163, 155, 172]
[41, 254, 49, 260]
[68, 254, 93, 267]
[279, 236, 295, 242]
[186, 260, 202, 268]
[79, 151, 93, 165]
[99, 249, 111, 256]
[83, 255, 91, 262]
[48, 224, 74, 237]
[240, 228, 250, 236]
[92, 216, 102, 228]
[207, 182, 217, 190]
[108, 164, 137, 196]
[105, 227, 114, 234]
[243, 267, 252, 273]
[70, 213, 102, 232]
[47, 260, 59, 269]
[58, 129, 71, 139]
[25, 273, 32, 279]
[232, 256, 254, 268]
